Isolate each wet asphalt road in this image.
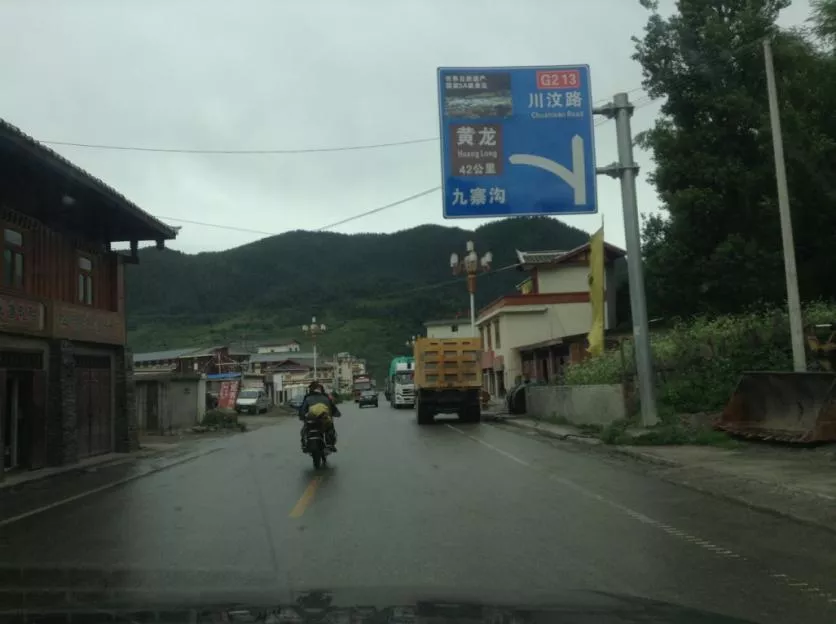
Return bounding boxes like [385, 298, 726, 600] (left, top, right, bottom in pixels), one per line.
[2, 401, 836, 623]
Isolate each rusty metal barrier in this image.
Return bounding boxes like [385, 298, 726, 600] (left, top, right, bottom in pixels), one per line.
[716, 371, 836, 442]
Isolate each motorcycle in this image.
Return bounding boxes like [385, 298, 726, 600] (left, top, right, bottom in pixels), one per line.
[302, 413, 331, 469]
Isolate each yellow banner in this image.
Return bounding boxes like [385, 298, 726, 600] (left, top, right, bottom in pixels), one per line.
[587, 227, 605, 357]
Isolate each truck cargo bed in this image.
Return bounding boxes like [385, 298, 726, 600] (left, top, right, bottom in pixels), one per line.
[413, 337, 482, 389]
[413, 337, 483, 424]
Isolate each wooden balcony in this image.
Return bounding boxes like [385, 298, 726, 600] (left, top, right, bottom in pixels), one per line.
[0, 288, 125, 345]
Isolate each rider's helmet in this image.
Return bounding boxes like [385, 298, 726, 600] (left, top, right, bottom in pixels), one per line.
[308, 381, 324, 394]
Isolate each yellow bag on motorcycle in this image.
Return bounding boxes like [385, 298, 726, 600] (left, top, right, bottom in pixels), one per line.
[307, 402, 332, 425]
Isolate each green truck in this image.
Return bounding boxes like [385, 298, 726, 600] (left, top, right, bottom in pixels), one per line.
[384, 356, 415, 408]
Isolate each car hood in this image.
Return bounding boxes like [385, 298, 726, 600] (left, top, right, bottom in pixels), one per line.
[0, 585, 759, 623]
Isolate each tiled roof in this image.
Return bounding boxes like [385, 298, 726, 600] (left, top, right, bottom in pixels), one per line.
[179, 345, 225, 358]
[0, 117, 178, 240]
[515, 249, 568, 265]
[249, 352, 318, 364]
[516, 241, 627, 268]
[133, 348, 202, 363]
[257, 339, 300, 347]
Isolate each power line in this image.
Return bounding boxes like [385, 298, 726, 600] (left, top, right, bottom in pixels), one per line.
[42, 91, 647, 157]
[155, 186, 440, 236]
[40, 34, 770, 159]
[316, 187, 439, 231]
[42, 136, 439, 155]
[150, 217, 276, 237]
[151, 99, 661, 238]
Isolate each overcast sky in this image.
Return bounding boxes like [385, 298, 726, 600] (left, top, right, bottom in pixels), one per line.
[0, 0, 814, 253]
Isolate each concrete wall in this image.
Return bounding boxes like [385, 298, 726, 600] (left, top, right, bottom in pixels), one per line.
[537, 265, 616, 330]
[537, 265, 589, 293]
[525, 384, 626, 426]
[169, 378, 206, 429]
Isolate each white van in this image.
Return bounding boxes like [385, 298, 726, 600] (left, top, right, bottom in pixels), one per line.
[235, 389, 270, 414]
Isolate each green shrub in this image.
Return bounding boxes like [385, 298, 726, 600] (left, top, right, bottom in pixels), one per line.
[563, 351, 623, 385]
[600, 419, 631, 445]
[562, 301, 836, 414]
[202, 409, 239, 429]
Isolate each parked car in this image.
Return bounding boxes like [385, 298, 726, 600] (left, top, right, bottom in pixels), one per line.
[287, 396, 304, 410]
[235, 389, 270, 414]
[358, 389, 379, 408]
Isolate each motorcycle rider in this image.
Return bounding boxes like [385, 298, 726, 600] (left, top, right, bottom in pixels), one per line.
[298, 382, 341, 451]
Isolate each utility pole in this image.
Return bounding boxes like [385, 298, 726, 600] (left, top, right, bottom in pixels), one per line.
[302, 317, 327, 381]
[763, 38, 806, 372]
[595, 92, 658, 427]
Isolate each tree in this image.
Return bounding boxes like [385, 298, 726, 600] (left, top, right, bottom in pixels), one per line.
[634, 0, 836, 318]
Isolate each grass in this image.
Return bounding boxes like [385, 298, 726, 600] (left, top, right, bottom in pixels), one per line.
[596, 419, 742, 448]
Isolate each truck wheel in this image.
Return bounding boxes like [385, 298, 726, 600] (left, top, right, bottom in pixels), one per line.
[460, 405, 481, 423]
[416, 401, 433, 425]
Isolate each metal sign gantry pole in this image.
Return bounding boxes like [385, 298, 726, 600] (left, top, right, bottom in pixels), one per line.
[595, 93, 658, 427]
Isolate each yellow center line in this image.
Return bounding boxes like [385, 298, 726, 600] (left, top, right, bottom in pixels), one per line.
[289, 476, 322, 518]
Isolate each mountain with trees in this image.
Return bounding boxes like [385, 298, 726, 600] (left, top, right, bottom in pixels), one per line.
[125, 216, 618, 375]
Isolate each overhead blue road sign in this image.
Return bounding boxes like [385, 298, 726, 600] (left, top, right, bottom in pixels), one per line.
[438, 65, 598, 218]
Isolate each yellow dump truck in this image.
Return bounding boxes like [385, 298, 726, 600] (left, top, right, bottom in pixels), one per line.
[412, 336, 482, 425]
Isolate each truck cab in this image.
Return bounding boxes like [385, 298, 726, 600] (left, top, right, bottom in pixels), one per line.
[392, 369, 415, 409]
[386, 356, 415, 409]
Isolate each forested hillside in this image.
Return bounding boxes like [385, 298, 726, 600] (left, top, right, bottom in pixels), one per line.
[125, 216, 612, 374]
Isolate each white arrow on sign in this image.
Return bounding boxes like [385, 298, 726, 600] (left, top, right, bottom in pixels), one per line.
[508, 135, 586, 206]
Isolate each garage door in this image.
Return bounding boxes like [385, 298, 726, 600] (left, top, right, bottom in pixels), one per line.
[75, 355, 112, 458]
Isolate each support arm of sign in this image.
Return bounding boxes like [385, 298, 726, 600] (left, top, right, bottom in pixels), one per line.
[508, 135, 586, 206]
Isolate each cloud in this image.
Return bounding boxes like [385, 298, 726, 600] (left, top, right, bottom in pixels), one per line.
[0, 0, 814, 253]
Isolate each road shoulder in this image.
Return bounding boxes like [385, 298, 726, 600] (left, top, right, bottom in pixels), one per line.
[494, 416, 836, 535]
[0, 412, 293, 526]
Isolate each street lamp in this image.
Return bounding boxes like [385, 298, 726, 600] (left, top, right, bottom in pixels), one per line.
[405, 335, 418, 348]
[451, 240, 492, 334]
[302, 316, 326, 381]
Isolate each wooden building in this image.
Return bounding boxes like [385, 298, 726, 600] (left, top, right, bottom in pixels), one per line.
[0, 118, 178, 477]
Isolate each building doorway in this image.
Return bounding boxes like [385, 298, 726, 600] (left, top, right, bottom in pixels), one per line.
[3, 372, 34, 471]
[75, 355, 114, 459]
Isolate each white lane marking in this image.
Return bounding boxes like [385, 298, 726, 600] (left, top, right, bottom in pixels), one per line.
[449, 424, 836, 607]
[447, 425, 532, 468]
[0, 448, 223, 528]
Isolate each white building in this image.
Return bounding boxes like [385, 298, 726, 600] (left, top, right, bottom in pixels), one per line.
[256, 340, 301, 354]
[424, 318, 474, 339]
[476, 242, 625, 396]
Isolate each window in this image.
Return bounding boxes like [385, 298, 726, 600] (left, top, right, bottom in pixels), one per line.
[494, 321, 501, 349]
[2, 228, 24, 288]
[78, 255, 93, 305]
